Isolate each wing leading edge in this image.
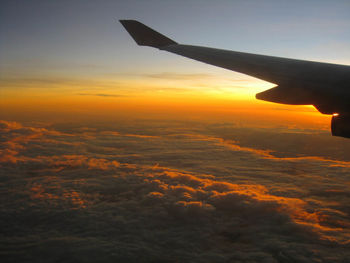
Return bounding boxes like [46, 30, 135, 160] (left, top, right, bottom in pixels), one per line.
[119, 20, 350, 139]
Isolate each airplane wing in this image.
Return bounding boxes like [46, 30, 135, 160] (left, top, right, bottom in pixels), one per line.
[119, 20, 350, 139]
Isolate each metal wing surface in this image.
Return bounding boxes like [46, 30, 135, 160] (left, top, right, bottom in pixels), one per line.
[120, 20, 350, 138]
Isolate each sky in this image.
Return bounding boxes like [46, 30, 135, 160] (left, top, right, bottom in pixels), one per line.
[1, 0, 349, 123]
[1, 0, 350, 262]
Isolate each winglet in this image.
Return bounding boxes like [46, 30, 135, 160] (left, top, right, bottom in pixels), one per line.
[119, 20, 177, 48]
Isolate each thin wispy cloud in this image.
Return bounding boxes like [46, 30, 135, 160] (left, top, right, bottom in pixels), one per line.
[144, 72, 213, 80]
[77, 93, 126, 98]
[0, 77, 121, 89]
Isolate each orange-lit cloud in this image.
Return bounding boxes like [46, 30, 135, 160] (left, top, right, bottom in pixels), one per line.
[2, 119, 350, 262]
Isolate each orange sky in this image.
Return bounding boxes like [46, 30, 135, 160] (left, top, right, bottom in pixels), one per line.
[0, 0, 347, 134]
[0, 75, 330, 131]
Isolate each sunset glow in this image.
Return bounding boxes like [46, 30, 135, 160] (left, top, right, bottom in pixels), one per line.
[1, 1, 350, 262]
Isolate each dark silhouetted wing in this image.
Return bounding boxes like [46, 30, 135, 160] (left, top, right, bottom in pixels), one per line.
[120, 20, 350, 138]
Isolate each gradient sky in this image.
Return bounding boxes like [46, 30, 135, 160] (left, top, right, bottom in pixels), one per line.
[2, 2, 350, 262]
[0, 0, 349, 123]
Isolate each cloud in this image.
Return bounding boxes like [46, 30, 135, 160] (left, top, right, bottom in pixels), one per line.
[1, 119, 350, 262]
[144, 72, 213, 80]
[0, 77, 121, 90]
[168, 132, 350, 167]
[77, 93, 126, 98]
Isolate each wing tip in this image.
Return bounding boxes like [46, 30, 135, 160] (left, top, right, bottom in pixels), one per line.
[119, 19, 177, 48]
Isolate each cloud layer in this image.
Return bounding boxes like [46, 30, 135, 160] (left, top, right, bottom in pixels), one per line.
[1, 119, 349, 262]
